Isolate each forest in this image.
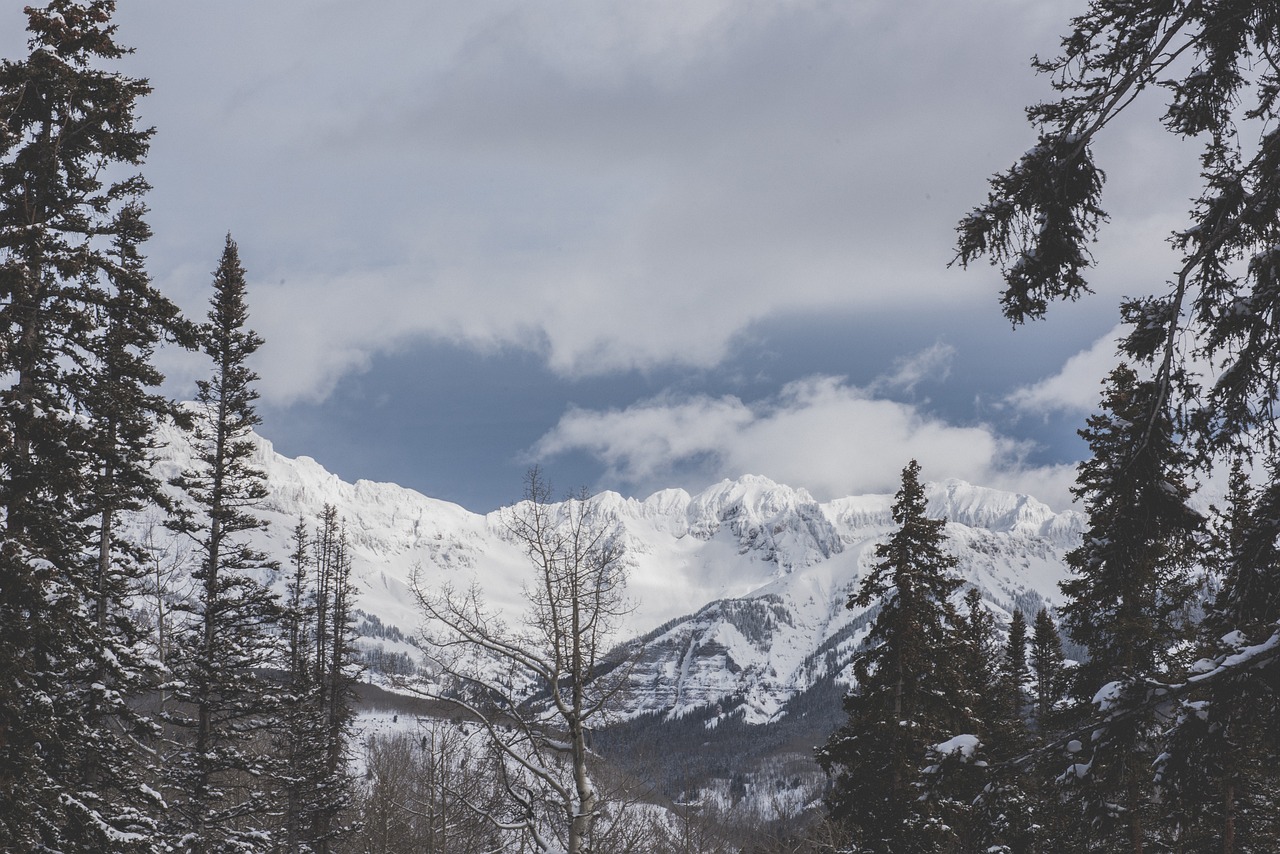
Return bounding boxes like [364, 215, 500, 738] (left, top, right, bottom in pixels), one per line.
[3, 1, 1280, 852]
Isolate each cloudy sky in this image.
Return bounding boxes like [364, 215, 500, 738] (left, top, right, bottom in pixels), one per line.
[5, 1, 1205, 512]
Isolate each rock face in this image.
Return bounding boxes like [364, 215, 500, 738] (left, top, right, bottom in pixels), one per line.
[142, 424, 1084, 727]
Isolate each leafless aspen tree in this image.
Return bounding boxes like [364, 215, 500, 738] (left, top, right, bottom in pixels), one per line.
[412, 467, 635, 854]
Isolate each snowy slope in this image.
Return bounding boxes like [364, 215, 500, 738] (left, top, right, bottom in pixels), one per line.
[142, 425, 1084, 727]
[618, 478, 1082, 724]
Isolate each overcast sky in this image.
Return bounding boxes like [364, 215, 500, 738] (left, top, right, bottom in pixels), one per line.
[4, 1, 1207, 512]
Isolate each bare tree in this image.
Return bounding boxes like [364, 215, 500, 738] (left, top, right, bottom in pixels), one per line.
[412, 467, 634, 854]
[135, 513, 196, 713]
[348, 726, 505, 854]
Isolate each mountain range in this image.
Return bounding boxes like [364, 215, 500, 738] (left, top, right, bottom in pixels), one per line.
[140, 422, 1084, 733]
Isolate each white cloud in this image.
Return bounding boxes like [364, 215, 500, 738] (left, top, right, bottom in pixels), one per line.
[1004, 327, 1121, 415]
[533, 375, 1078, 508]
[874, 341, 956, 393]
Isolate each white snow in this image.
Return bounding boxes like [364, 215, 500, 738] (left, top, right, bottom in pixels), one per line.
[137, 420, 1085, 727]
[933, 733, 981, 759]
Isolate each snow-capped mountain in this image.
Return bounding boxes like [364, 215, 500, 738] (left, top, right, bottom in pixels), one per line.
[143, 424, 1084, 727]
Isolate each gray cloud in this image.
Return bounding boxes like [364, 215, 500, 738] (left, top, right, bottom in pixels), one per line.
[532, 374, 1079, 508]
[36, 0, 1162, 405]
[0, 2, 1193, 510]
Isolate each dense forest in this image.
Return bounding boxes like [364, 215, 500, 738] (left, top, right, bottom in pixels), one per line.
[4, 1, 1280, 853]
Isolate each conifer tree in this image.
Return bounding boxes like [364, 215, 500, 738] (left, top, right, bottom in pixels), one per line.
[817, 459, 966, 853]
[1158, 460, 1280, 852]
[0, 3, 177, 847]
[1001, 609, 1029, 721]
[308, 508, 359, 851]
[956, 5, 1280, 842]
[1055, 366, 1200, 851]
[931, 593, 1037, 854]
[276, 507, 360, 852]
[1029, 607, 1065, 728]
[956, 588, 1002, 734]
[279, 518, 316, 852]
[72, 199, 187, 848]
[164, 236, 282, 852]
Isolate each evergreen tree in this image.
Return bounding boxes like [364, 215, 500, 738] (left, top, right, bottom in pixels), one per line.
[72, 199, 186, 849]
[1001, 609, 1029, 722]
[956, 588, 1002, 736]
[1029, 607, 1065, 729]
[1158, 460, 1280, 852]
[279, 518, 317, 852]
[817, 460, 966, 852]
[956, 5, 1280, 843]
[0, 3, 177, 848]
[933, 593, 1037, 854]
[1055, 366, 1200, 851]
[164, 236, 283, 852]
[277, 507, 360, 853]
[308, 508, 359, 851]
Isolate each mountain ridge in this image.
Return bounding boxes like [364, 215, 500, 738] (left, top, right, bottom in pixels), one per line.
[142, 423, 1084, 727]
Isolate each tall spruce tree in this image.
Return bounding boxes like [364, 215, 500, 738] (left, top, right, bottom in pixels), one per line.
[279, 518, 316, 852]
[956, 5, 1280, 844]
[817, 459, 966, 853]
[164, 236, 283, 852]
[929, 592, 1037, 854]
[275, 506, 360, 852]
[1055, 365, 1200, 851]
[0, 3, 178, 848]
[307, 507, 359, 852]
[73, 199, 187, 848]
[1157, 460, 1280, 852]
[1029, 607, 1065, 729]
[1001, 609, 1030, 721]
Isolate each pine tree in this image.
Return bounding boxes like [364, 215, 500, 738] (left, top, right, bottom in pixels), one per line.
[1001, 609, 1030, 721]
[956, 6, 1280, 842]
[956, 588, 1003, 734]
[1055, 366, 1201, 851]
[277, 507, 359, 853]
[966, 607, 1040, 854]
[164, 236, 282, 852]
[1029, 607, 1065, 729]
[72, 199, 186, 849]
[1158, 460, 1280, 852]
[817, 459, 966, 852]
[0, 3, 177, 848]
[279, 518, 316, 852]
[931, 593, 1038, 854]
[308, 508, 359, 851]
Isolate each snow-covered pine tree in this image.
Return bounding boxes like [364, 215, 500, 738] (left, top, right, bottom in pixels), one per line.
[816, 459, 967, 853]
[0, 2, 178, 848]
[276, 507, 361, 852]
[956, 5, 1280, 842]
[278, 517, 317, 852]
[74, 199, 188, 846]
[1157, 460, 1280, 852]
[307, 507, 359, 851]
[928, 592, 1038, 854]
[164, 237, 283, 852]
[1055, 365, 1201, 851]
[965, 606, 1041, 854]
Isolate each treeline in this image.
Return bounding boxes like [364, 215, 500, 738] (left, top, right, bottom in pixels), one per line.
[0, 4, 361, 850]
[935, 1, 1280, 852]
[815, 453, 1280, 852]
